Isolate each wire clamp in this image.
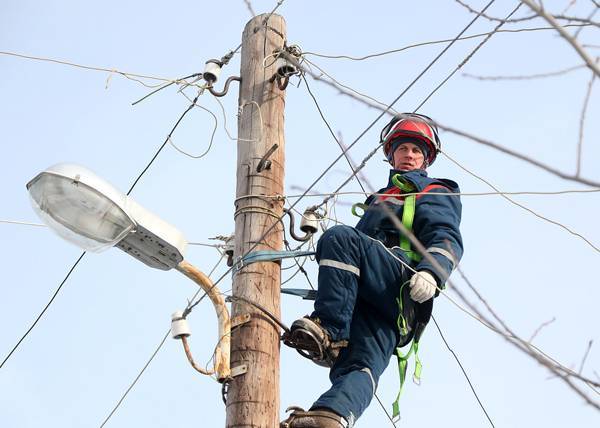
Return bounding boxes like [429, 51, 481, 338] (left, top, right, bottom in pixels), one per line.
[230, 363, 248, 378]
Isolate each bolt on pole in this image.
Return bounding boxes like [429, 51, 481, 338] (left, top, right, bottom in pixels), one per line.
[226, 13, 287, 428]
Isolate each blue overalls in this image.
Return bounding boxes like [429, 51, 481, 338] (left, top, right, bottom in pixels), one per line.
[309, 169, 463, 424]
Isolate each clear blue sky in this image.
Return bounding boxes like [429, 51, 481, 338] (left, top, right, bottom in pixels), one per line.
[1, 1, 599, 427]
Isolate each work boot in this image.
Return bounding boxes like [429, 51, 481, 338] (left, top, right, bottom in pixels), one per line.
[280, 406, 349, 428]
[283, 317, 347, 367]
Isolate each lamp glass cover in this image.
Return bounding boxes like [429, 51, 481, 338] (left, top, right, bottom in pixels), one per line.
[28, 173, 134, 252]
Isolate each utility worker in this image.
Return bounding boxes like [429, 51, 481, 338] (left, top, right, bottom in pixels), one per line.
[281, 113, 463, 428]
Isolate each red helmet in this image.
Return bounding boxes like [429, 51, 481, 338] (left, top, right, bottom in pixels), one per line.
[381, 113, 441, 166]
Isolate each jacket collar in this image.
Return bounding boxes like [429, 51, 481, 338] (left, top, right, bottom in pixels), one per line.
[386, 168, 428, 188]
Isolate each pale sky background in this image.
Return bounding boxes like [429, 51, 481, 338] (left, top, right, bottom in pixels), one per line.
[1, 1, 599, 427]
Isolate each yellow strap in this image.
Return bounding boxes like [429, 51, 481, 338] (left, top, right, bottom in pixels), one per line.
[391, 174, 421, 262]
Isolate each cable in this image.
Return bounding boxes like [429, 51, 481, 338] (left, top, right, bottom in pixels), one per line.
[131, 72, 202, 106]
[463, 64, 587, 80]
[431, 316, 495, 427]
[414, 1, 524, 112]
[300, 24, 592, 61]
[0, 252, 86, 369]
[0, 50, 175, 87]
[301, 73, 367, 194]
[99, 330, 170, 428]
[126, 95, 200, 195]
[167, 91, 218, 159]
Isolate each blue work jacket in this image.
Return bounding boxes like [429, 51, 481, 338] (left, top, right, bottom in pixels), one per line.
[355, 169, 463, 286]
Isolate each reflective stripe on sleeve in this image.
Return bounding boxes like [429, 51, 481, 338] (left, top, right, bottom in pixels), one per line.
[319, 259, 360, 277]
[427, 247, 457, 269]
[360, 367, 377, 397]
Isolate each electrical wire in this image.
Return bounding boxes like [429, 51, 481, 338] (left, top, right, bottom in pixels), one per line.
[0, 252, 86, 369]
[431, 316, 495, 427]
[126, 95, 200, 195]
[99, 330, 170, 428]
[131, 73, 203, 106]
[167, 91, 219, 159]
[301, 73, 367, 194]
[0, 50, 175, 87]
[414, 1, 524, 112]
[300, 24, 592, 61]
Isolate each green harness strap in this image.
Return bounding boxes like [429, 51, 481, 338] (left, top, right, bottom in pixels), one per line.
[391, 174, 422, 263]
[392, 281, 423, 420]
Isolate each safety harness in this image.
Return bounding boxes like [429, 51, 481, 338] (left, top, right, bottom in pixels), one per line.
[352, 173, 429, 421]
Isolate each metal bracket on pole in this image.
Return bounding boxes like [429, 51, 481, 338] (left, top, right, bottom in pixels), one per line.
[231, 313, 251, 329]
[230, 363, 248, 378]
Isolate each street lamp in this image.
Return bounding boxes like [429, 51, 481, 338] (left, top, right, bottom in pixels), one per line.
[27, 163, 231, 381]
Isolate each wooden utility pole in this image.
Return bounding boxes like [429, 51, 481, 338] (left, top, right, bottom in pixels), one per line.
[227, 13, 287, 427]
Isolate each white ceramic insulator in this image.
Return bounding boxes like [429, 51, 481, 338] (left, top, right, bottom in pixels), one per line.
[275, 56, 296, 77]
[203, 61, 222, 83]
[171, 310, 191, 339]
[300, 211, 320, 234]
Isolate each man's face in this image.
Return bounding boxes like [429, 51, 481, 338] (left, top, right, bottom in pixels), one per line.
[392, 142, 425, 171]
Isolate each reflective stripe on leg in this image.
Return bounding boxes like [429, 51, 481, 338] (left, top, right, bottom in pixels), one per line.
[319, 259, 360, 277]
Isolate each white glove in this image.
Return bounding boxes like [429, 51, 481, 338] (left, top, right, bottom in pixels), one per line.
[409, 271, 437, 303]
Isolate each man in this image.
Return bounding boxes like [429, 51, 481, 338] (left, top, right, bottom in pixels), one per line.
[281, 113, 463, 428]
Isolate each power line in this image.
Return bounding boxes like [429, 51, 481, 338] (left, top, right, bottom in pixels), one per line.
[0, 252, 86, 369]
[99, 330, 170, 428]
[300, 73, 367, 194]
[463, 64, 587, 80]
[301, 24, 592, 61]
[431, 316, 495, 427]
[414, 1, 524, 111]
[0, 50, 176, 88]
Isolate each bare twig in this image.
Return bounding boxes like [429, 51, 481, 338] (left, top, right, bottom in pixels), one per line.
[577, 67, 597, 176]
[561, 0, 578, 15]
[520, 0, 600, 77]
[529, 317, 557, 342]
[454, 0, 538, 22]
[242, 0, 256, 16]
[573, 7, 599, 38]
[456, 0, 600, 28]
[579, 340, 594, 374]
